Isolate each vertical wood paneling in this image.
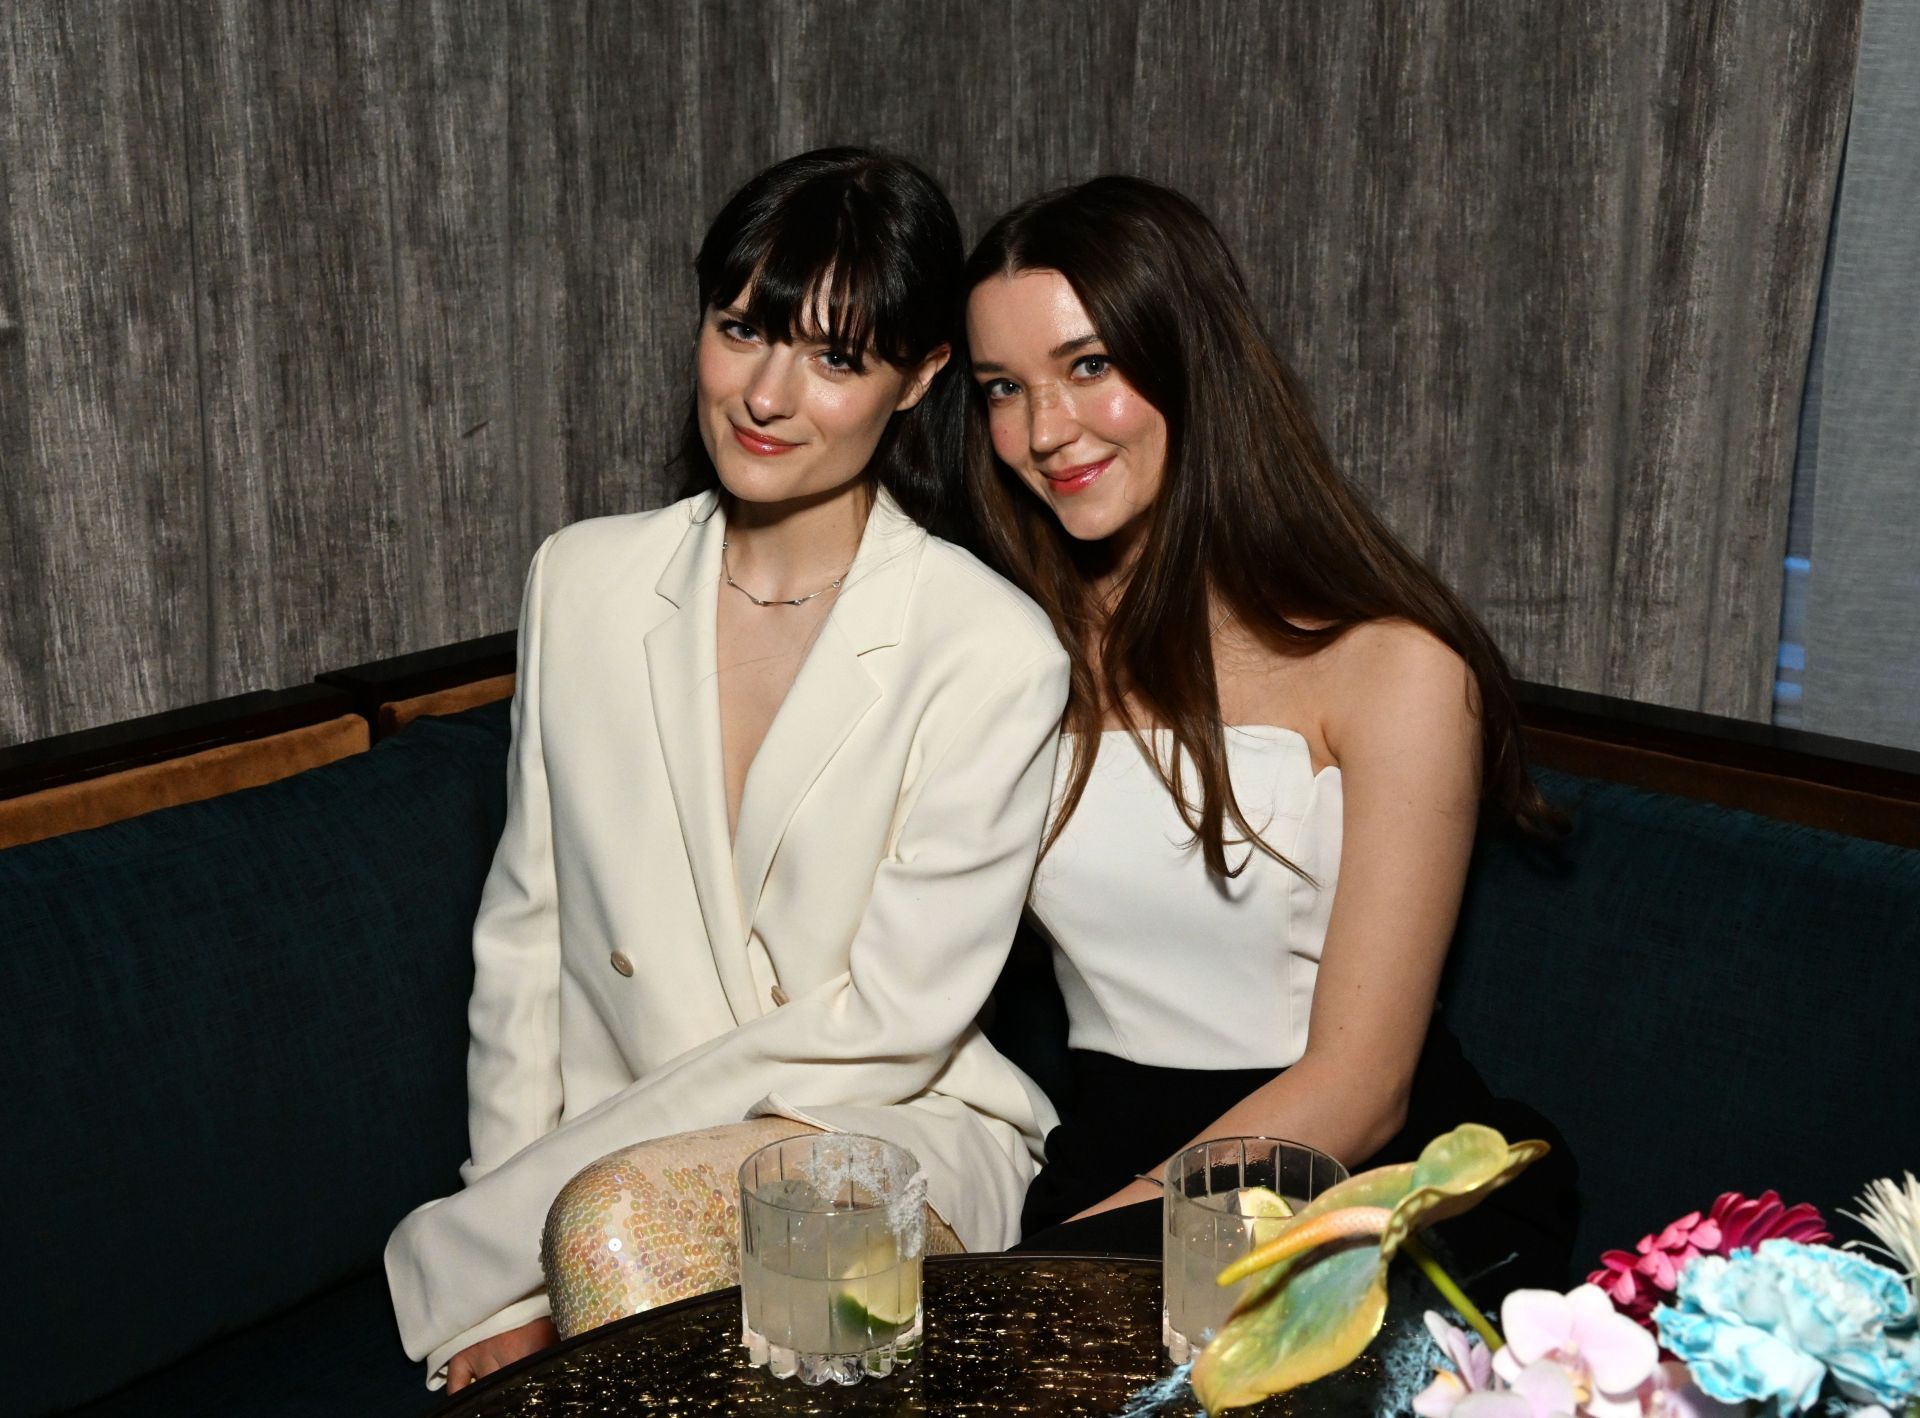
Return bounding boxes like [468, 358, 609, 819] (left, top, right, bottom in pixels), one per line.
[1016, 0, 1854, 720]
[505, 0, 564, 549]
[387, 3, 521, 652]
[694, 0, 784, 223]
[0, 86, 47, 742]
[770, 0, 1016, 243]
[0, 0, 1866, 741]
[1608, 1, 1856, 716]
[1009, 0, 1145, 193]
[0, 3, 204, 746]
[514, 0, 702, 522]
[184, 1, 412, 694]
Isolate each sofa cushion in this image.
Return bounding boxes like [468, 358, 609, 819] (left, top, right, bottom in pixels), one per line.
[67, 1270, 428, 1418]
[0, 702, 510, 1415]
[1441, 768, 1920, 1274]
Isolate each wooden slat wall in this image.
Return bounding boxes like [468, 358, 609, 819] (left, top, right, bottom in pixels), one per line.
[1, 2, 207, 742]
[0, 0, 1863, 747]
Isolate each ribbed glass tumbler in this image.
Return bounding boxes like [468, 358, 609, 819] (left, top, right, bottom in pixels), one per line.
[1162, 1135, 1348, 1363]
[738, 1132, 927, 1387]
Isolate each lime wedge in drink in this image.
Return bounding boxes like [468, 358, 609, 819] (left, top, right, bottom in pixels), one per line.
[1237, 1186, 1295, 1247]
[831, 1274, 918, 1336]
[829, 1231, 918, 1340]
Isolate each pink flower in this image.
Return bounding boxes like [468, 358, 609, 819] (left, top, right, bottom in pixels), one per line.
[1587, 1213, 1718, 1326]
[1586, 1192, 1831, 1333]
[1416, 1290, 1738, 1417]
[1705, 1189, 1829, 1254]
[1637, 1360, 1747, 1417]
[1414, 1312, 1497, 1416]
[1454, 1360, 1580, 1417]
[1493, 1284, 1661, 1417]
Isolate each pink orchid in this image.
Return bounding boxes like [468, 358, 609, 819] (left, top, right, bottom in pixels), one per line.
[1637, 1360, 1747, 1417]
[1493, 1284, 1660, 1418]
[1414, 1290, 1734, 1417]
[1414, 1312, 1498, 1416]
[1453, 1359, 1581, 1417]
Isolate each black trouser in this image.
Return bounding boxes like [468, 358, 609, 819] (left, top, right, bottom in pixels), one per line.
[1012, 1019, 1581, 1303]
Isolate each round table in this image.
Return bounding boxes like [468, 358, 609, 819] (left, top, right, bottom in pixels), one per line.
[429, 1253, 1394, 1416]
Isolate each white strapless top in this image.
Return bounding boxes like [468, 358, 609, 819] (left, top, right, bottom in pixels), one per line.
[1028, 726, 1342, 1071]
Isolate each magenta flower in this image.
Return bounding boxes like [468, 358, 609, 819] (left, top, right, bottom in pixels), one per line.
[1706, 1189, 1829, 1254]
[1589, 1212, 1720, 1326]
[1588, 1192, 1831, 1333]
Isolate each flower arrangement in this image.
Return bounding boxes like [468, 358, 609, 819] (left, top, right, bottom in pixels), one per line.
[1409, 1177, 1920, 1418]
[1188, 1138, 1920, 1418]
[1588, 1192, 1831, 1329]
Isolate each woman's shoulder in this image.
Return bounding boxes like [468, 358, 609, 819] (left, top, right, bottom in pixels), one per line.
[533, 494, 713, 581]
[1317, 618, 1479, 763]
[911, 535, 1067, 668]
[1325, 617, 1471, 689]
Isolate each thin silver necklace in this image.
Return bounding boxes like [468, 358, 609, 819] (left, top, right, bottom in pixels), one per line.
[720, 538, 849, 608]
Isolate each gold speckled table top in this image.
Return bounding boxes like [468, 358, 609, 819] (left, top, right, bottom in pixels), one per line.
[430, 1254, 1389, 1417]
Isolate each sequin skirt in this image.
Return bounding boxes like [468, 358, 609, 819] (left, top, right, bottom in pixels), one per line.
[541, 1117, 965, 1337]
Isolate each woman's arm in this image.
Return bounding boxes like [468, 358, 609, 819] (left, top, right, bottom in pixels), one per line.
[1072, 624, 1482, 1218]
[388, 642, 1070, 1363]
[462, 534, 567, 1183]
[392, 538, 569, 1388]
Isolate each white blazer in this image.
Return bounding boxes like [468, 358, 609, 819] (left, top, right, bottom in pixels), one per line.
[384, 490, 1068, 1380]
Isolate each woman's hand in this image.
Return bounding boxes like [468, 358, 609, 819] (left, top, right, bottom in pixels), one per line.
[446, 1317, 558, 1391]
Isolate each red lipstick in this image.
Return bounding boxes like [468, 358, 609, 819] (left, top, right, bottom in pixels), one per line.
[1041, 457, 1112, 495]
[732, 423, 800, 456]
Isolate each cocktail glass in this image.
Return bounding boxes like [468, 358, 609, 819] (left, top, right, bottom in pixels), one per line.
[1162, 1136, 1348, 1363]
[738, 1132, 926, 1387]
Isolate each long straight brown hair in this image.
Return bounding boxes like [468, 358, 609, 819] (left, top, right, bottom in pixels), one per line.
[963, 176, 1556, 875]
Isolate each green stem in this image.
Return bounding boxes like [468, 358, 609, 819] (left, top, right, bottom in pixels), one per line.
[1403, 1233, 1503, 1352]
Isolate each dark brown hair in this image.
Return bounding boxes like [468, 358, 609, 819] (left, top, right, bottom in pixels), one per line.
[673, 147, 970, 542]
[963, 176, 1556, 874]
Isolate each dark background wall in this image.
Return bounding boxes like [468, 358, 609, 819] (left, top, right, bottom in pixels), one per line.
[0, 1, 1860, 747]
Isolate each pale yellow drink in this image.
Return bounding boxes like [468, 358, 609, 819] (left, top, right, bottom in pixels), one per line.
[739, 1135, 925, 1386]
[1161, 1138, 1348, 1364]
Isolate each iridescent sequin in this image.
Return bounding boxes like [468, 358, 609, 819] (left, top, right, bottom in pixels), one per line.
[541, 1120, 962, 1338]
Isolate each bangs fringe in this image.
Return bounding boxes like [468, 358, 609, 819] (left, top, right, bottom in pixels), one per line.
[708, 182, 922, 370]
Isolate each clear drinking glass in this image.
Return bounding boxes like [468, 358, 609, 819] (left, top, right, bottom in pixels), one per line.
[738, 1132, 926, 1387]
[1162, 1136, 1348, 1363]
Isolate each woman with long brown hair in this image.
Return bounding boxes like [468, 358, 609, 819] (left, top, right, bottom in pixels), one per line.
[962, 175, 1575, 1285]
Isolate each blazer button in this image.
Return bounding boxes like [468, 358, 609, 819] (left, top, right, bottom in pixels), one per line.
[610, 951, 634, 977]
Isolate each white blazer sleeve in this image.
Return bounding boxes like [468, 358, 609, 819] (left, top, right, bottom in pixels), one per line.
[384, 643, 1068, 1370]
[383, 540, 565, 1388]
[463, 534, 565, 1181]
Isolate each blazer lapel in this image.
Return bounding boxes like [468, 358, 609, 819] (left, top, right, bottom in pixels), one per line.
[732, 490, 925, 928]
[643, 503, 760, 1023]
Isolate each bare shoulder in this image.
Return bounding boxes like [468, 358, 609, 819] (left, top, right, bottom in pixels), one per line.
[1320, 619, 1480, 766]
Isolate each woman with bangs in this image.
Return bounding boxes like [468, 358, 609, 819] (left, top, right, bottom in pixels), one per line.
[385, 149, 1068, 1390]
[963, 177, 1577, 1287]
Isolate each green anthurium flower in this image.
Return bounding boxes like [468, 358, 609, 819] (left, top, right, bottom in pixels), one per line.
[1189, 1124, 1549, 1413]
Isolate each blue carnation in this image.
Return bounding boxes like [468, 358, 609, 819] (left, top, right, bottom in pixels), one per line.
[1654, 1240, 1919, 1412]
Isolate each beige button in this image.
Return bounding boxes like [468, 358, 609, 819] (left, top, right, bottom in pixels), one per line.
[770, 985, 791, 1007]
[610, 951, 634, 977]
